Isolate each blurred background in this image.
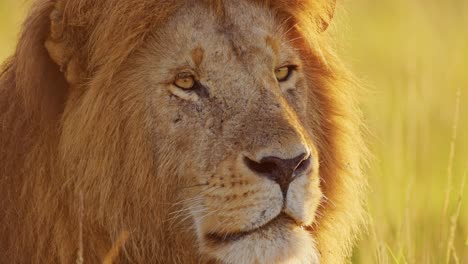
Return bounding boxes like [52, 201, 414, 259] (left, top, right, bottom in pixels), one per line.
[1, 0, 467, 263]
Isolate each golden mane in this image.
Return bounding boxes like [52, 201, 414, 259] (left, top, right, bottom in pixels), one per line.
[0, 0, 366, 263]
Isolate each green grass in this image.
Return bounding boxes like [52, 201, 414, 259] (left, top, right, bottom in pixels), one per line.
[1, 0, 467, 263]
[340, 0, 468, 263]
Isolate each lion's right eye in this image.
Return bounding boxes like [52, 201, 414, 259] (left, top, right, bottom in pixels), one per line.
[174, 73, 196, 90]
[275, 65, 296, 82]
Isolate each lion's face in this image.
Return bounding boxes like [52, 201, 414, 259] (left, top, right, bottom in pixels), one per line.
[127, 1, 322, 262]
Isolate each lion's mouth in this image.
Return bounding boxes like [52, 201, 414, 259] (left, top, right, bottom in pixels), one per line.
[205, 213, 300, 244]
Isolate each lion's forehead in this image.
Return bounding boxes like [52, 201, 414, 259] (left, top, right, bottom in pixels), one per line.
[154, 0, 286, 70]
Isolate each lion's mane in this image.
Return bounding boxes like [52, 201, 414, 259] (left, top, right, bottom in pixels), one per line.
[0, 0, 366, 263]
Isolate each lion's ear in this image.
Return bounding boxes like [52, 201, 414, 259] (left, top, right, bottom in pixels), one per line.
[44, 1, 84, 87]
[272, 0, 336, 33]
[318, 0, 336, 32]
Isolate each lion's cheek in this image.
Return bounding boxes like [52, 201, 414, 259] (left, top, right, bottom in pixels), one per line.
[284, 175, 322, 226]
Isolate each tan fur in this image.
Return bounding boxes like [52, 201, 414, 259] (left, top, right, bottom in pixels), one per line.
[0, 0, 366, 263]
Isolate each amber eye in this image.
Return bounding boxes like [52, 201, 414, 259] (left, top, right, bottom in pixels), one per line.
[174, 73, 196, 89]
[275, 66, 294, 82]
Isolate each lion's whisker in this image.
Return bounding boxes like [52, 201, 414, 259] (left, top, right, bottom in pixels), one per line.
[171, 196, 204, 207]
[281, 36, 304, 46]
[177, 183, 210, 190]
[282, 22, 299, 36]
[166, 207, 205, 223]
[168, 205, 203, 216]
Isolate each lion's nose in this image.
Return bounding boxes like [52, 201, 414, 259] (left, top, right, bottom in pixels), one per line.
[243, 152, 311, 196]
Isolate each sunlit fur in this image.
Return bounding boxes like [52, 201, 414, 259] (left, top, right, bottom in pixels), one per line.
[0, 0, 366, 263]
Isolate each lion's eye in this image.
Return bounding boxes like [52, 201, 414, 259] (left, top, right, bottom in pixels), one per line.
[174, 73, 196, 90]
[275, 66, 294, 82]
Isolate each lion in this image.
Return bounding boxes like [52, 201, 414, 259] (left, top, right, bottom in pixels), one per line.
[0, 0, 366, 263]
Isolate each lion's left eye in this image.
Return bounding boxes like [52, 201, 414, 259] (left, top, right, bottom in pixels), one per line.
[174, 73, 196, 90]
[275, 66, 295, 82]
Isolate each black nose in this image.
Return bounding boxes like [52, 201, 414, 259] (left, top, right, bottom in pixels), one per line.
[244, 153, 311, 196]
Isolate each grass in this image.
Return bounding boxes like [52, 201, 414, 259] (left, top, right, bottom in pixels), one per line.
[338, 0, 468, 262]
[0, 1, 25, 59]
[1, 0, 467, 263]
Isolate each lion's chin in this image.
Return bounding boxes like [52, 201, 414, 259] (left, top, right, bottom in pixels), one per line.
[201, 214, 320, 264]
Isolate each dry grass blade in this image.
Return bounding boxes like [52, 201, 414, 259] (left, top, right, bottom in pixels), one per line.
[76, 192, 84, 264]
[445, 168, 467, 264]
[102, 231, 130, 264]
[442, 87, 461, 217]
